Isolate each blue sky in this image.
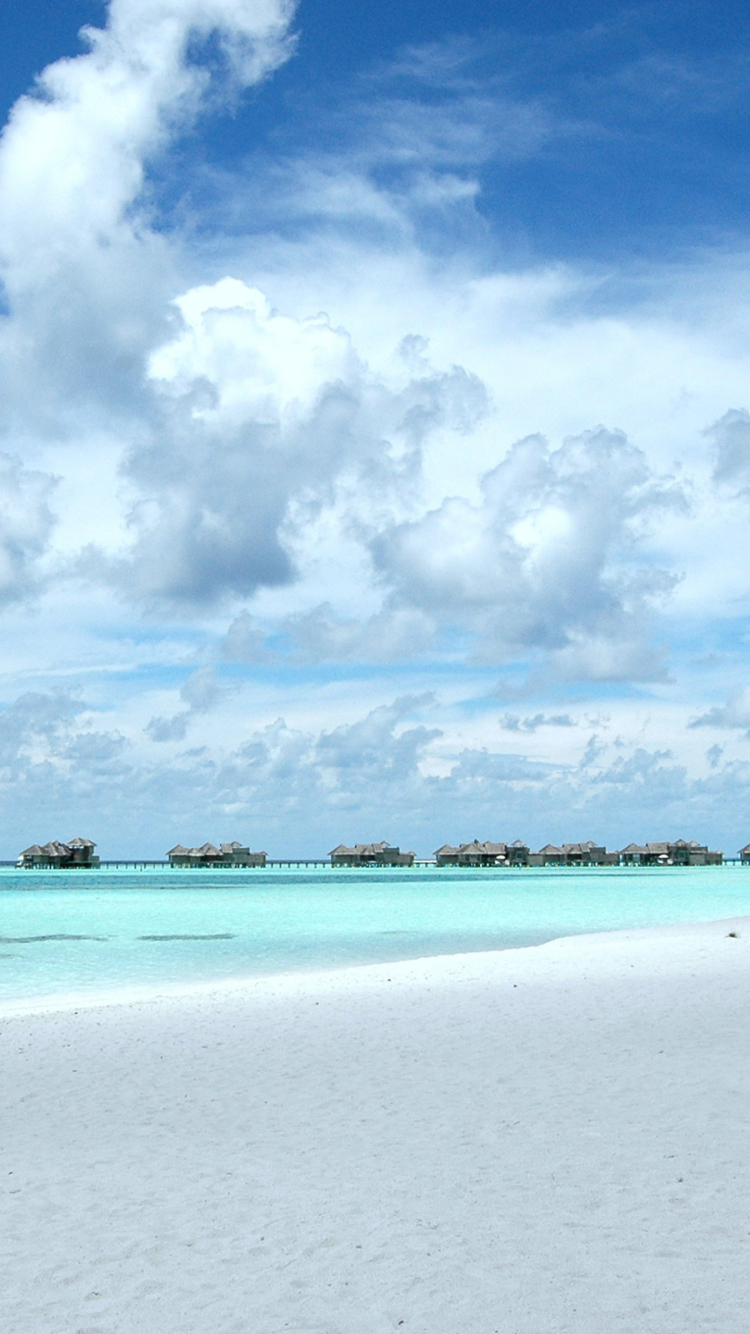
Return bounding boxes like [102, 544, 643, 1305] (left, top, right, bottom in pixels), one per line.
[7, 0, 750, 265]
[0, 0, 749, 856]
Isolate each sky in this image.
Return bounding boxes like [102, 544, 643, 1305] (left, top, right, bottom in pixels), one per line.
[1, 0, 750, 858]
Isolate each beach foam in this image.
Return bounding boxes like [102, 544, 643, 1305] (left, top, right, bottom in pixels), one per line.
[1, 918, 749, 1333]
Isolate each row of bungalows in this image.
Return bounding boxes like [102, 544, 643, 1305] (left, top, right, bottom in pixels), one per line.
[166, 842, 266, 867]
[533, 842, 619, 865]
[435, 840, 616, 866]
[435, 840, 531, 866]
[18, 837, 99, 868]
[434, 838, 723, 866]
[330, 842, 415, 867]
[619, 840, 722, 866]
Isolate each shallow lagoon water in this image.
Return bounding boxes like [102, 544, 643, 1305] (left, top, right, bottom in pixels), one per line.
[1, 863, 750, 1004]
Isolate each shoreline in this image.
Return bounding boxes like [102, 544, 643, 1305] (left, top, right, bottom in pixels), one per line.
[1, 911, 747, 1019]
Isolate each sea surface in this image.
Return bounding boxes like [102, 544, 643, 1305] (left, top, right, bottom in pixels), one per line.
[1, 863, 749, 1006]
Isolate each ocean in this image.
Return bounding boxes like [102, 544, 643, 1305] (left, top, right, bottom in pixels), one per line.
[1, 863, 749, 1006]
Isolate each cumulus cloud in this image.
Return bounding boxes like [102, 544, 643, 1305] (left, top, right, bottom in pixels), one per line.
[371, 427, 686, 669]
[0, 690, 84, 768]
[220, 602, 436, 664]
[146, 712, 191, 743]
[282, 603, 437, 663]
[96, 277, 488, 607]
[146, 665, 232, 741]
[0, 0, 302, 613]
[0, 0, 296, 436]
[0, 453, 57, 603]
[594, 746, 682, 789]
[0, 689, 127, 796]
[499, 713, 575, 731]
[315, 694, 440, 782]
[708, 408, 750, 489]
[217, 424, 684, 674]
[213, 694, 443, 831]
[0, 0, 293, 292]
[689, 687, 750, 735]
[219, 610, 272, 663]
[0, 6, 492, 616]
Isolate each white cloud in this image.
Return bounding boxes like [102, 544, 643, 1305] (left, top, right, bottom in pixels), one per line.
[689, 687, 750, 735]
[0, 0, 294, 292]
[0, 453, 57, 603]
[371, 427, 685, 668]
[146, 663, 234, 740]
[95, 275, 488, 608]
[499, 713, 575, 731]
[708, 407, 750, 489]
[0, 0, 298, 592]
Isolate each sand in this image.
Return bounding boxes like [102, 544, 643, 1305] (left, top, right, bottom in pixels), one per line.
[1, 918, 749, 1334]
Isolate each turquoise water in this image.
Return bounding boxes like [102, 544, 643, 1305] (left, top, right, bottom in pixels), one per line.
[1, 863, 749, 1004]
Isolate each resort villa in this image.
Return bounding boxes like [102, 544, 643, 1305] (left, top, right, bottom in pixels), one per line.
[434, 838, 722, 867]
[530, 842, 619, 866]
[330, 842, 415, 867]
[435, 840, 531, 866]
[619, 840, 722, 866]
[17, 838, 100, 868]
[166, 843, 266, 867]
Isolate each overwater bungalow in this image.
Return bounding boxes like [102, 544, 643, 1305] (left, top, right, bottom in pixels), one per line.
[528, 841, 617, 866]
[434, 840, 531, 867]
[739, 844, 750, 863]
[18, 837, 99, 868]
[330, 842, 415, 867]
[435, 840, 512, 867]
[506, 839, 531, 865]
[167, 842, 266, 867]
[619, 840, 722, 866]
[561, 842, 617, 865]
[529, 844, 567, 866]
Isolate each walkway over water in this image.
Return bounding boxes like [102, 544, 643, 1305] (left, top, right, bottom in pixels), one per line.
[1, 858, 745, 870]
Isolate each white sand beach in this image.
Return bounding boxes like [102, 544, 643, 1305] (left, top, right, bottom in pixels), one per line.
[1, 918, 749, 1334]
